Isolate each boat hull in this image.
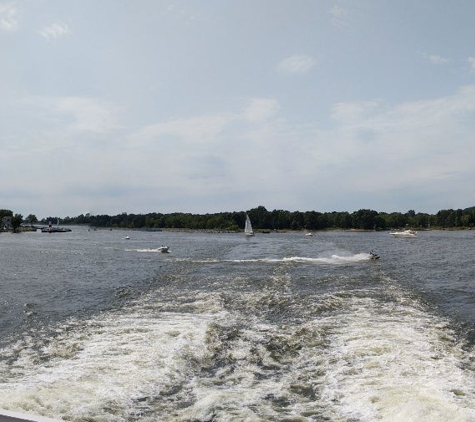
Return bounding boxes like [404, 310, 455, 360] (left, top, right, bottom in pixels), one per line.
[41, 228, 72, 233]
[389, 230, 416, 238]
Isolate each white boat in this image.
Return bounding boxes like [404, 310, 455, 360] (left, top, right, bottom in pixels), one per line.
[244, 213, 254, 236]
[389, 229, 417, 238]
[305, 232, 313, 237]
[157, 246, 169, 253]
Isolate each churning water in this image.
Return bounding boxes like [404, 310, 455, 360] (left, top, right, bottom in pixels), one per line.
[1, 228, 475, 421]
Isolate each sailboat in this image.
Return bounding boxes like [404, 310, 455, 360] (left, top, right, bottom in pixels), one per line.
[244, 213, 254, 236]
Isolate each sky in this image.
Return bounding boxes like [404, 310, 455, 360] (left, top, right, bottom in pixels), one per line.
[2, 0, 475, 218]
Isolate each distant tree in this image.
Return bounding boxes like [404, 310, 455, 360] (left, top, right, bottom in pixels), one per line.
[289, 211, 305, 230]
[25, 214, 38, 224]
[413, 213, 430, 228]
[330, 211, 352, 229]
[373, 214, 387, 230]
[248, 206, 271, 229]
[383, 212, 408, 229]
[436, 209, 454, 228]
[461, 214, 472, 227]
[351, 209, 379, 230]
[11, 214, 23, 232]
[0, 209, 13, 219]
[32, 203, 475, 231]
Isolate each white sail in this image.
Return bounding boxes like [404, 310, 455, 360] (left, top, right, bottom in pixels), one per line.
[245, 213, 254, 236]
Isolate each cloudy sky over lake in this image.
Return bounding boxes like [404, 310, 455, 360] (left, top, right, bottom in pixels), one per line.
[2, 0, 475, 218]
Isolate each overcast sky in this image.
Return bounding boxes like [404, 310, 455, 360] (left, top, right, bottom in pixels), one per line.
[2, 0, 475, 218]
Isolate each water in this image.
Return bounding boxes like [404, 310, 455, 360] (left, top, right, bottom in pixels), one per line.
[1, 228, 475, 421]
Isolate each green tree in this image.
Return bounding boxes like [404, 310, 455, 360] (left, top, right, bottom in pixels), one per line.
[330, 211, 351, 229]
[0, 209, 13, 219]
[461, 214, 472, 227]
[25, 214, 38, 224]
[383, 212, 408, 229]
[436, 209, 454, 228]
[11, 214, 23, 233]
[270, 209, 291, 230]
[413, 213, 430, 228]
[351, 209, 379, 230]
[248, 206, 271, 229]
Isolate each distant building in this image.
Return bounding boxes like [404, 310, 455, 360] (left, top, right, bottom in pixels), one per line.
[2, 216, 12, 230]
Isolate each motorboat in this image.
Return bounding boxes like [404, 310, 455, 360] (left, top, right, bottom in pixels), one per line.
[389, 229, 417, 238]
[41, 226, 71, 233]
[41, 220, 71, 233]
[305, 232, 313, 237]
[157, 246, 169, 253]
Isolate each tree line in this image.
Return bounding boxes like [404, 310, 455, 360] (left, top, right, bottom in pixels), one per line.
[34, 205, 475, 231]
[3, 206, 475, 233]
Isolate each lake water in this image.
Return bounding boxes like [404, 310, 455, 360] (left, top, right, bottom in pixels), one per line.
[1, 227, 475, 421]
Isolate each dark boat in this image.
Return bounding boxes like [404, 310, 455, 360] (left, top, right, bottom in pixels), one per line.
[41, 227, 72, 233]
[41, 221, 72, 233]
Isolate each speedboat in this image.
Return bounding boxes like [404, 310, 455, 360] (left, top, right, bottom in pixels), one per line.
[157, 246, 169, 253]
[305, 232, 313, 237]
[389, 229, 417, 238]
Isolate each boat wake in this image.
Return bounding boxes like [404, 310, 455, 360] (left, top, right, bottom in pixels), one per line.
[173, 253, 376, 265]
[2, 281, 475, 421]
[282, 253, 377, 264]
[127, 248, 170, 253]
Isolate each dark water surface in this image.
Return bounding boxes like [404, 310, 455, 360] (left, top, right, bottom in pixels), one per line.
[1, 228, 475, 421]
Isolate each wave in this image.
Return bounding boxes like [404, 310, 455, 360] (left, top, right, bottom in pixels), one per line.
[282, 253, 375, 264]
[126, 248, 170, 253]
[2, 290, 474, 421]
[172, 253, 375, 265]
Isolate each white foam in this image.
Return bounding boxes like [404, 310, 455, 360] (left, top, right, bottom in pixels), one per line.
[126, 248, 169, 253]
[171, 253, 373, 265]
[1, 284, 475, 421]
[0, 304, 221, 419]
[283, 253, 372, 264]
[316, 296, 475, 421]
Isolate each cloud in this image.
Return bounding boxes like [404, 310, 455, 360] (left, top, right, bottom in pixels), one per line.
[422, 53, 449, 65]
[0, 3, 19, 32]
[126, 87, 475, 210]
[21, 96, 122, 135]
[39, 22, 70, 40]
[242, 98, 280, 122]
[331, 101, 380, 123]
[277, 55, 316, 75]
[133, 97, 280, 147]
[125, 98, 283, 193]
[54, 97, 120, 133]
[6, 82, 475, 216]
[320, 86, 475, 194]
[468, 57, 475, 72]
[131, 114, 232, 147]
[330, 4, 350, 28]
